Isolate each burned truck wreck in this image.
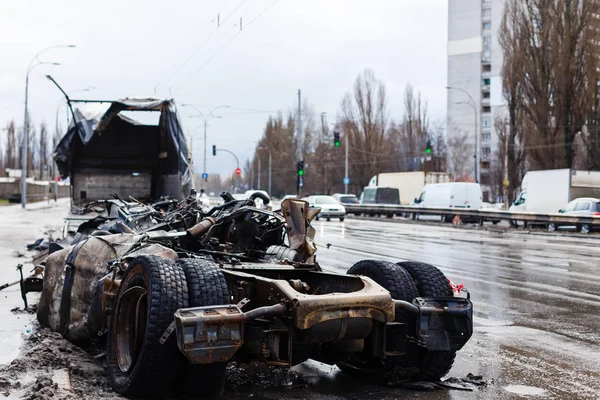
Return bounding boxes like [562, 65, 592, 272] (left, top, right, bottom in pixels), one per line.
[35, 97, 473, 397]
[37, 192, 473, 397]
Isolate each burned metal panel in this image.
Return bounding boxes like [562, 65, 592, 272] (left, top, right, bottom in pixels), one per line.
[174, 305, 244, 364]
[73, 171, 152, 203]
[222, 269, 395, 330]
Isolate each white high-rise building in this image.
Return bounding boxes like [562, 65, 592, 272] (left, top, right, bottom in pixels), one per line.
[447, 0, 505, 201]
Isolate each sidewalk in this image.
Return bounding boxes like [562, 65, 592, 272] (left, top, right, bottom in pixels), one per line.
[0, 199, 69, 365]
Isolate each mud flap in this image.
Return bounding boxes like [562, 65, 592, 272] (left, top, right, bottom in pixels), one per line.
[413, 296, 473, 352]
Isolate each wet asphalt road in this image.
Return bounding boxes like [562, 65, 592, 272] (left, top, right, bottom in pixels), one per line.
[307, 217, 600, 399]
[2, 204, 600, 399]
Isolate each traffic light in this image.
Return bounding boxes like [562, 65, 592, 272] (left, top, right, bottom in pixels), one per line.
[425, 140, 432, 155]
[212, 145, 216, 156]
[334, 131, 341, 147]
[297, 160, 304, 176]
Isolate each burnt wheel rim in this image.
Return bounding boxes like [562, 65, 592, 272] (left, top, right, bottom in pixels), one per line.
[116, 285, 147, 373]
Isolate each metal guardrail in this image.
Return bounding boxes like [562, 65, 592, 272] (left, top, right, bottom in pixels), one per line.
[344, 204, 600, 228]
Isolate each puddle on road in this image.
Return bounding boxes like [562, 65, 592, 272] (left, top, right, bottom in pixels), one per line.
[505, 384, 548, 397]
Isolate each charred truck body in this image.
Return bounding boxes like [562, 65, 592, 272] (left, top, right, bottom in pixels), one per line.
[38, 100, 473, 397]
[54, 98, 193, 204]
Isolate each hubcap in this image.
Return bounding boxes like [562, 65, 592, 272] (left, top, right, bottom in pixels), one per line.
[116, 285, 147, 373]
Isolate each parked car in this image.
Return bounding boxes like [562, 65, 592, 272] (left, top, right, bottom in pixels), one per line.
[548, 197, 600, 233]
[304, 195, 346, 221]
[333, 193, 360, 205]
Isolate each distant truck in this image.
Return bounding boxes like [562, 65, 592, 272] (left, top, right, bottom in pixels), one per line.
[509, 169, 600, 214]
[368, 171, 450, 205]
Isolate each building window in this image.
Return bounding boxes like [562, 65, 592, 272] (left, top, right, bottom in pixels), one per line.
[482, 147, 491, 158]
[482, 92, 490, 99]
[483, 78, 491, 86]
[482, 106, 491, 113]
[482, 9, 491, 18]
[482, 64, 491, 72]
[483, 36, 491, 48]
[483, 22, 491, 30]
[482, 132, 491, 141]
[483, 119, 490, 127]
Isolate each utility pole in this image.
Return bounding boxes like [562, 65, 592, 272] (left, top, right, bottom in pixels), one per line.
[296, 89, 303, 197]
[258, 158, 261, 190]
[268, 152, 272, 196]
[251, 160, 254, 190]
[203, 120, 208, 176]
[503, 119, 509, 209]
[344, 131, 349, 194]
[258, 147, 272, 195]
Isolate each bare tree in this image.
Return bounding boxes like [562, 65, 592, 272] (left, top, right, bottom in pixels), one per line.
[501, 0, 600, 169]
[429, 120, 447, 172]
[397, 83, 429, 171]
[38, 123, 49, 180]
[340, 69, 393, 193]
[4, 120, 16, 169]
[447, 129, 472, 181]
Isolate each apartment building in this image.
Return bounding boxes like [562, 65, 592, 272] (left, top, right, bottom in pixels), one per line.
[447, 0, 505, 202]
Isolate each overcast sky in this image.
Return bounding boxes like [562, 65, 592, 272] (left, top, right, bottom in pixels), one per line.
[0, 0, 447, 177]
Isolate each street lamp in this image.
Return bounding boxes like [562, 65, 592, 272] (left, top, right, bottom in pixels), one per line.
[21, 44, 75, 208]
[55, 86, 95, 135]
[182, 104, 230, 177]
[446, 86, 479, 183]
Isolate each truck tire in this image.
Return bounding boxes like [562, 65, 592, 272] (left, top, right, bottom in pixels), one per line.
[347, 260, 418, 301]
[396, 261, 456, 380]
[177, 258, 230, 397]
[107, 255, 188, 397]
[341, 260, 420, 381]
[264, 245, 302, 262]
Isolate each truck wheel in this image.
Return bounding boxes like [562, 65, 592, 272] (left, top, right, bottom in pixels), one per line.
[264, 245, 301, 262]
[579, 224, 591, 234]
[347, 260, 418, 301]
[177, 258, 230, 397]
[107, 255, 188, 397]
[339, 217, 345, 222]
[341, 260, 419, 381]
[396, 261, 455, 380]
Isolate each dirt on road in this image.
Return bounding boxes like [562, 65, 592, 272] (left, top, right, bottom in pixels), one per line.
[0, 323, 489, 400]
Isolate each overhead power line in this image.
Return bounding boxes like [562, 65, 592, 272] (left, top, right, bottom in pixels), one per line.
[157, 0, 250, 90]
[172, 0, 282, 94]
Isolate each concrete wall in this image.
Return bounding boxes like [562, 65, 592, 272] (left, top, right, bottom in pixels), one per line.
[0, 179, 70, 202]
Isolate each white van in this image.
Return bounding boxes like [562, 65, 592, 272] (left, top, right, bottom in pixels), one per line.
[413, 183, 483, 210]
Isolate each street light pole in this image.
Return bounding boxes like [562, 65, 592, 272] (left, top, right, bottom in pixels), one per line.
[215, 148, 240, 193]
[446, 86, 479, 183]
[182, 104, 229, 176]
[21, 44, 75, 208]
[344, 131, 349, 194]
[503, 119, 509, 209]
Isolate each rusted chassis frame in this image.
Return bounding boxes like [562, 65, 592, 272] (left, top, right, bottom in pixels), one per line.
[172, 264, 473, 366]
